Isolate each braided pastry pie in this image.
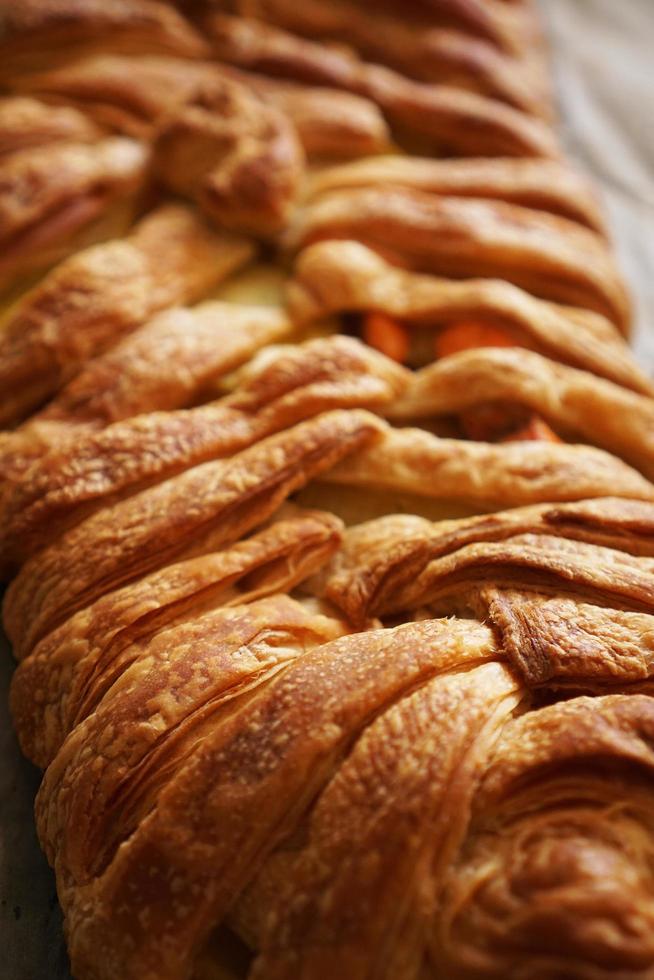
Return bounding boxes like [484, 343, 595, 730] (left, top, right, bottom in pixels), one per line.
[1, 2, 654, 979]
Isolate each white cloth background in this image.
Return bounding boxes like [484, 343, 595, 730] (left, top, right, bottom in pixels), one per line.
[540, 0, 654, 362]
[1, 4, 653, 977]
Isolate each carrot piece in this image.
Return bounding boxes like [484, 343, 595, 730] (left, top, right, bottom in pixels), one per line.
[434, 319, 515, 359]
[502, 415, 562, 443]
[362, 312, 410, 363]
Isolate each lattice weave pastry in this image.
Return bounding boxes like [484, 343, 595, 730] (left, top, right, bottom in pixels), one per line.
[2, 2, 654, 978]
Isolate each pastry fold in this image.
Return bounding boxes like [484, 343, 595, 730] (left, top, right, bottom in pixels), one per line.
[0, 338, 407, 573]
[288, 241, 650, 393]
[2, 409, 383, 657]
[0, 0, 209, 78]
[322, 426, 654, 509]
[0, 204, 254, 427]
[153, 74, 304, 236]
[202, 13, 559, 158]
[289, 187, 631, 332]
[11, 511, 346, 768]
[217, 0, 552, 117]
[390, 346, 654, 477]
[0, 136, 149, 292]
[15, 54, 393, 157]
[309, 497, 654, 622]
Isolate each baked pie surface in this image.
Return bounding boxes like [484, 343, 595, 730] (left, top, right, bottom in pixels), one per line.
[1, 3, 654, 979]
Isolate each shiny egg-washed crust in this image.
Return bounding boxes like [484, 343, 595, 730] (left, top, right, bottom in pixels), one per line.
[217, 0, 552, 117]
[0, 0, 210, 77]
[0, 203, 254, 428]
[21, 602, 654, 979]
[11, 511, 346, 768]
[14, 55, 393, 157]
[0, 136, 149, 292]
[0, 338, 408, 574]
[308, 497, 654, 623]
[2, 409, 383, 659]
[288, 241, 649, 392]
[0, 96, 101, 155]
[0, 302, 293, 484]
[390, 346, 654, 478]
[322, 425, 654, 508]
[4, 3, 654, 980]
[289, 186, 631, 332]
[202, 13, 559, 158]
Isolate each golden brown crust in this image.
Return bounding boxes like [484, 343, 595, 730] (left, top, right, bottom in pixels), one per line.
[2, 409, 383, 658]
[309, 497, 654, 623]
[11, 510, 345, 767]
[0, 136, 149, 292]
[153, 76, 304, 236]
[433, 695, 654, 978]
[288, 241, 651, 393]
[0, 338, 407, 572]
[15, 54, 393, 158]
[308, 155, 606, 232]
[0, 0, 209, 77]
[289, 187, 631, 332]
[224, 0, 552, 117]
[0, 95, 101, 155]
[48, 617, 499, 980]
[0, 301, 291, 489]
[203, 13, 559, 158]
[250, 660, 521, 979]
[0, 204, 254, 427]
[3, 2, 654, 977]
[389, 346, 654, 477]
[224, 68, 393, 158]
[220, 0, 542, 58]
[481, 588, 654, 691]
[322, 426, 654, 513]
[11, 54, 215, 137]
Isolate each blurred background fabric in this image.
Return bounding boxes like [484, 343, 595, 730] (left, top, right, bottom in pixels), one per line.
[541, 0, 654, 363]
[1, 3, 653, 978]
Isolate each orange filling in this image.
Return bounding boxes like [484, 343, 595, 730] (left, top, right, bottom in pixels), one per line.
[361, 312, 561, 444]
[433, 319, 517, 359]
[362, 312, 410, 364]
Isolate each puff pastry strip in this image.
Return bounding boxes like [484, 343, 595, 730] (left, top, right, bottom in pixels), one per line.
[288, 241, 650, 394]
[253, 692, 654, 979]
[202, 13, 559, 158]
[322, 426, 654, 510]
[40, 617, 501, 980]
[289, 187, 631, 332]
[0, 299, 292, 486]
[219, 0, 551, 117]
[0, 203, 254, 427]
[0, 136, 149, 293]
[15, 54, 392, 158]
[309, 497, 654, 622]
[308, 155, 605, 233]
[0, 338, 407, 573]
[0, 0, 209, 77]
[2, 409, 383, 658]
[390, 346, 654, 478]
[431, 695, 654, 978]
[219, 0, 541, 59]
[10, 510, 345, 767]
